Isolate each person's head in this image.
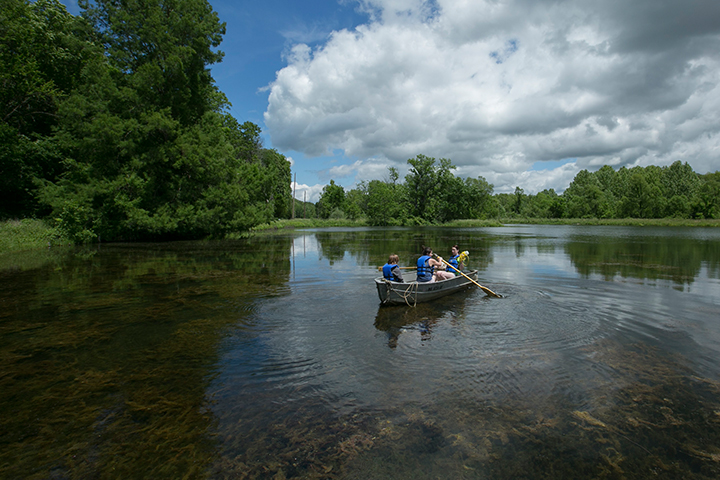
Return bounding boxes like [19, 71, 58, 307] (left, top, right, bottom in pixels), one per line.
[451, 245, 459, 255]
[388, 254, 399, 265]
[422, 246, 433, 256]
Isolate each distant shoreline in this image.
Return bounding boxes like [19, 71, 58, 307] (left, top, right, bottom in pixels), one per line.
[3, 217, 719, 254]
[251, 217, 720, 232]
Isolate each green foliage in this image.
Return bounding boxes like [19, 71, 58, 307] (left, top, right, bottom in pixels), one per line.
[0, 218, 69, 252]
[3, 0, 716, 239]
[0, 0, 293, 241]
[317, 180, 345, 219]
[292, 199, 317, 219]
[692, 172, 720, 219]
[364, 177, 407, 226]
[0, 0, 89, 218]
[318, 160, 719, 226]
[510, 162, 716, 222]
[28, 0, 292, 241]
[405, 154, 439, 220]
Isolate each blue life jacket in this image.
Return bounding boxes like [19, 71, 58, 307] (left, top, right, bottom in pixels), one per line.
[447, 255, 460, 274]
[417, 255, 434, 282]
[382, 263, 398, 281]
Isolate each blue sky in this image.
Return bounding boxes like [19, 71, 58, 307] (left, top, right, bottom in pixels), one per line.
[59, 0, 720, 202]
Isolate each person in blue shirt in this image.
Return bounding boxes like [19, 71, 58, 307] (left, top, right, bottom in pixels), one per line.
[446, 245, 464, 275]
[382, 254, 404, 282]
[417, 246, 454, 282]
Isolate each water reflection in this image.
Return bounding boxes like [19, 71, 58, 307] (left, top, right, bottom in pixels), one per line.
[0, 238, 293, 479]
[2, 227, 720, 479]
[565, 232, 720, 284]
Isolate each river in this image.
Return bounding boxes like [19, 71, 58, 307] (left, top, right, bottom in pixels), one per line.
[1, 225, 719, 479]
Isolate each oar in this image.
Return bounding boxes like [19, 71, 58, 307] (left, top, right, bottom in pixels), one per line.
[433, 254, 502, 298]
[376, 266, 417, 270]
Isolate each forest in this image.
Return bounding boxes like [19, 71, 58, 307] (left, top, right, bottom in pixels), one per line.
[2, 1, 719, 245]
[1, 0, 291, 242]
[314, 155, 720, 225]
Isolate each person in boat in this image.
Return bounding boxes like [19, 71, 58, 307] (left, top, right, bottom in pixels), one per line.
[382, 254, 404, 283]
[446, 245, 464, 275]
[417, 246, 454, 282]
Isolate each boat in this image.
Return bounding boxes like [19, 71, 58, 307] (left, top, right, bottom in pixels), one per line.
[375, 270, 479, 306]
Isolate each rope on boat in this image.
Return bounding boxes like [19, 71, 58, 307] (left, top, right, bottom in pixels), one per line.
[383, 280, 419, 307]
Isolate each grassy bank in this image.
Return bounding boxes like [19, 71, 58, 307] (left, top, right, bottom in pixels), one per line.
[252, 218, 369, 230]
[497, 217, 720, 227]
[0, 219, 70, 253]
[6, 217, 716, 252]
[241, 217, 719, 237]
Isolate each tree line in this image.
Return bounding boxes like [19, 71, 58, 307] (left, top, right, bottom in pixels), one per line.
[317, 156, 720, 225]
[1, 0, 291, 241]
[3, 1, 718, 244]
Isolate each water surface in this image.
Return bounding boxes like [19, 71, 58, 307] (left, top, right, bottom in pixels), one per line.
[1, 226, 720, 479]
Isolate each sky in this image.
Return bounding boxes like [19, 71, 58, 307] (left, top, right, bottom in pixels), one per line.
[59, 0, 720, 202]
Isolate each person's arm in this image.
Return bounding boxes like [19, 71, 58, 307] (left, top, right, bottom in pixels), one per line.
[393, 266, 404, 282]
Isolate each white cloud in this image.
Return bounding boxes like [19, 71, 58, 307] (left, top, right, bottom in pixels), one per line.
[292, 182, 325, 203]
[265, 0, 720, 194]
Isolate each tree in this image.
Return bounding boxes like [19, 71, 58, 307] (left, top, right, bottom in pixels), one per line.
[36, 0, 278, 240]
[405, 154, 439, 220]
[0, 0, 90, 218]
[259, 148, 292, 219]
[661, 161, 699, 218]
[692, 172, 720, 219]
[343, 187, 366, 220]
[513, 187, 525, 215]
[524, 189, 559, 218]
[563, 169, 615, 218]
[619, 168, 664, 218]
[463, 176, 496, 218]
[317, 180, 345, 219]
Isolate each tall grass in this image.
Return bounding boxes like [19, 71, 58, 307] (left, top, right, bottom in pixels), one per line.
[0, 219, 70, 253]
[242, 217, 719, 237]
[497, 217, 720, 227]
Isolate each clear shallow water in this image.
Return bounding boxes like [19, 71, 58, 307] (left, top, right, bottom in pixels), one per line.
[1, 226, 720, 479]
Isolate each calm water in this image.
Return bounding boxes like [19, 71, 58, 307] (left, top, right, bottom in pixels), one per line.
[2, 226, 720, 479]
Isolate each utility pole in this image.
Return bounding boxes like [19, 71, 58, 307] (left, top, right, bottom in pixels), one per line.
[303, 191, 307, 218]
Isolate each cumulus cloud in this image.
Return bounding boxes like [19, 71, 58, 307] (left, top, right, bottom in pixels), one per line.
[292, 181, 326, 203]
[265, 0, 720, 193]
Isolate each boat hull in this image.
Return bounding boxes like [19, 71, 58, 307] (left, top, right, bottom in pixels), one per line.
[375, 270, 479, 305]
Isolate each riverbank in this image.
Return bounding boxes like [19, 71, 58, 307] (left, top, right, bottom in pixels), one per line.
[495, 217, 720, 227]
[4, 217, 719, 253]
[249, 217, 720, 233]
[0, 219, 70, 254]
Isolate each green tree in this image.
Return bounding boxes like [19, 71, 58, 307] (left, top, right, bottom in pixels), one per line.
[433, 158, 462, 222]
[259, 148, 292, 219]
[317, 180, 345, 219]
[525, 189, 559, 218]
[343, 187, 366, 220]
[661, 161, 699, 218]
[563, 170, 615, 218]
[0, 0, 90, 218]
[364, 169, 408, 225]
[619, 167, 665, 218]
[513, 187, 525, 215]
[37, 0, 277, 240]
[463, 176, 496, 218]
[692, 172, 720, 219]
[405, 154, 439, 220]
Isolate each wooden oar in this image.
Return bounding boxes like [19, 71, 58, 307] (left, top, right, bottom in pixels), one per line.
[433, 254, 502, 298]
